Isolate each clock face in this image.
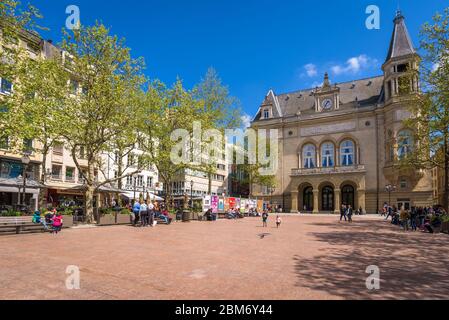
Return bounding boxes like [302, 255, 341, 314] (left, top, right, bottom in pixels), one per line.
[322, 98, 333, 111]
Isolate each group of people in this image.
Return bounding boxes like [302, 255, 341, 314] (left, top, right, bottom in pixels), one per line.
[339, 204, 356, 223]
[130, 200, 172, 227]
[226, 208, 244, 219]
[32, 209, 64, 234]
[382, 203, 447, 233]
[261, 211, 282, 228]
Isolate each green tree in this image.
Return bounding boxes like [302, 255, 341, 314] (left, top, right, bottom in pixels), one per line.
[59, 22, 146, 223]
[138, 79, 207, 209]
[0, 0, 44, 149]
[193, 67, 242, 194]
[403, 8, 449, 212]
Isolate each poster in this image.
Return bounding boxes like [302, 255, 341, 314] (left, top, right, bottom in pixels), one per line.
[228, 197, 236, 209]
[240, 199, 247, 213]
[257, 200, 264, 212]
[218, 198, 225, 212]
[211, 196, 219, 213]
[202, 196, 211, 213]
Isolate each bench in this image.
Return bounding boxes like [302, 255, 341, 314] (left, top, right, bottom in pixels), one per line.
[0, 217, 48, 235]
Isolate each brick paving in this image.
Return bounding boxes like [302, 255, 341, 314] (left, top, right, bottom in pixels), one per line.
[1, 216, 449, 300]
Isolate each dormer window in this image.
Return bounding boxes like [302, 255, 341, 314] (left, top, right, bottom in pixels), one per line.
[263, 109, 270, 119]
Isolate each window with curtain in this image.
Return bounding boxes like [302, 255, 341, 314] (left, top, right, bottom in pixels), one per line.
[302, 144, 316, 169]
[321, 143, 335, 167]
[340, 140, 355, 166]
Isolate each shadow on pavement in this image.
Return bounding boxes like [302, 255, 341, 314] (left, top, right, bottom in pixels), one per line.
[293, 220, 449, 299]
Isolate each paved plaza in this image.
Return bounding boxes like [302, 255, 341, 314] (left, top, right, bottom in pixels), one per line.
[1, 215, 449, 300]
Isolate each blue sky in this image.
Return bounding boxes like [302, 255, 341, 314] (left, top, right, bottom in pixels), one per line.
[33, 0, 447, 124]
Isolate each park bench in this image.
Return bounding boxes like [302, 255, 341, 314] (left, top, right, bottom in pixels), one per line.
[0, 216, 48, 235]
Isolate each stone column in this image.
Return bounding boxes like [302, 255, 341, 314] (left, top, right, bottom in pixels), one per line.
[291, 191, 299, 213]
[334, 188, 341, 214]
[313, 189, 319, 214]
[358, 189, 366, 213]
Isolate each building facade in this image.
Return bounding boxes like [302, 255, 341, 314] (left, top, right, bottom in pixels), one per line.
[251, 11, 433, 214]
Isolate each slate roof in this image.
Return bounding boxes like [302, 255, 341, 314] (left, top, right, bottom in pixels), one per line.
[254, 75, 385, 120]
[385, 11, 416, 62]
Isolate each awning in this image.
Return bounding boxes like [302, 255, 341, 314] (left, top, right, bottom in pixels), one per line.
[121, 191, 163, 201]
[0, 177, 44, 190]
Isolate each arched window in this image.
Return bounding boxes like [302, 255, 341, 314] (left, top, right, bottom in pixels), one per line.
[340, 140, 355, 166]
[397, 130, 413, 159]
[302, 144, 316, 169]
[321, 142, 335, 167]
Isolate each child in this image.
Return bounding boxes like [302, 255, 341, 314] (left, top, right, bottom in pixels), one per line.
[262, 211, 268, 227]
[276, 215, 282, 228]
[52, 213, 63, 234]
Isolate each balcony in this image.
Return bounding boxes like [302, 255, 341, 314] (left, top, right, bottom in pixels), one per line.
[291, 165, 366, 177]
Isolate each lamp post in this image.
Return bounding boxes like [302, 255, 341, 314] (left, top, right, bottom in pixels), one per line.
[270, 186, 276, 212]
[20, 154, 31, 206]
[190, 180, 194, 211]
[385, 184, 396, 206]
[133, 175, 137, 204]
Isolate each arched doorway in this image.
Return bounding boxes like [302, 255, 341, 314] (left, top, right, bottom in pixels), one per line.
[303, 187, 313, 211]
[321, 186, 334, 211]
[341, 185, 355, 208]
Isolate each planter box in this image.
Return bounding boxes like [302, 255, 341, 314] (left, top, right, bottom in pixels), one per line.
[116, 214, 132, 225]
[98, 214, 116, 226]
[62, 215, 74, 228]
[442, 221, 449, 234]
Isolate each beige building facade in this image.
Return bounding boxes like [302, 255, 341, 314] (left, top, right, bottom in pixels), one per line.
[251, 11, 433, 214]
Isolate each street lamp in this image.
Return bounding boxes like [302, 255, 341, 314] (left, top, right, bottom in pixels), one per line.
[190, 180, 194, 211]
[270, 186, 276, 212]
[133, 175, 137, 204]
[20, 154, 31, 206]
[385, 184, 397, 206]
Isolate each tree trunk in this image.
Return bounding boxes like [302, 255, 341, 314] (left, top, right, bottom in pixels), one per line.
[444, 138, 449, 213]
[85, 164, 96, 224]
[85, 184, 96, 224]
[117, 154, 123, 207]
[38, 146, 48, 210]
[208, 172, 212, 195]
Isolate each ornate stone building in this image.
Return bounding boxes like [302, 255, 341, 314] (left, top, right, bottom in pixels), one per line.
[251, 11, 433, 214]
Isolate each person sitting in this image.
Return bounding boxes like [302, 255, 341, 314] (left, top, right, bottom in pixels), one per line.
[157, 209, 171, 224]
[204, 209, 213, 221]
[227, 209, 235, 219]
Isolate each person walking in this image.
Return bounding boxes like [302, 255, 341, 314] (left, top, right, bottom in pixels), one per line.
[140, 201, 148, 227]
[347, 205, 353, 223]
[262, 211, 268, 227]
[276, 215, 282, 228]
[52, 213, 63, 234]
[148, 201, 155, 227]
[340, 204, 347, 222]
[400, 207, 410, 231]
[132, 201, 141, 227]
[410, 207, 418, 231]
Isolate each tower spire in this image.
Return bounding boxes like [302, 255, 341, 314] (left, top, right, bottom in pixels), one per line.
[385, 10, 415, 62]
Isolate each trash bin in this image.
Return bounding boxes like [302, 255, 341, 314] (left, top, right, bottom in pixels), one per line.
[182, 210, 190, 222]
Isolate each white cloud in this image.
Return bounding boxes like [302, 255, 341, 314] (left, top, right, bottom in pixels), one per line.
[241, 114, 252, 129]
[331, 54, 378, 75]
[304, 63, 318, 77]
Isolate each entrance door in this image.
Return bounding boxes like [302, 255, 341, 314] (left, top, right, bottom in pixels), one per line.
[342, 185, 355, 208]
[321, 186, 334, 211]
[303, 187, 313, 211]
[397, 199, 411, 211]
